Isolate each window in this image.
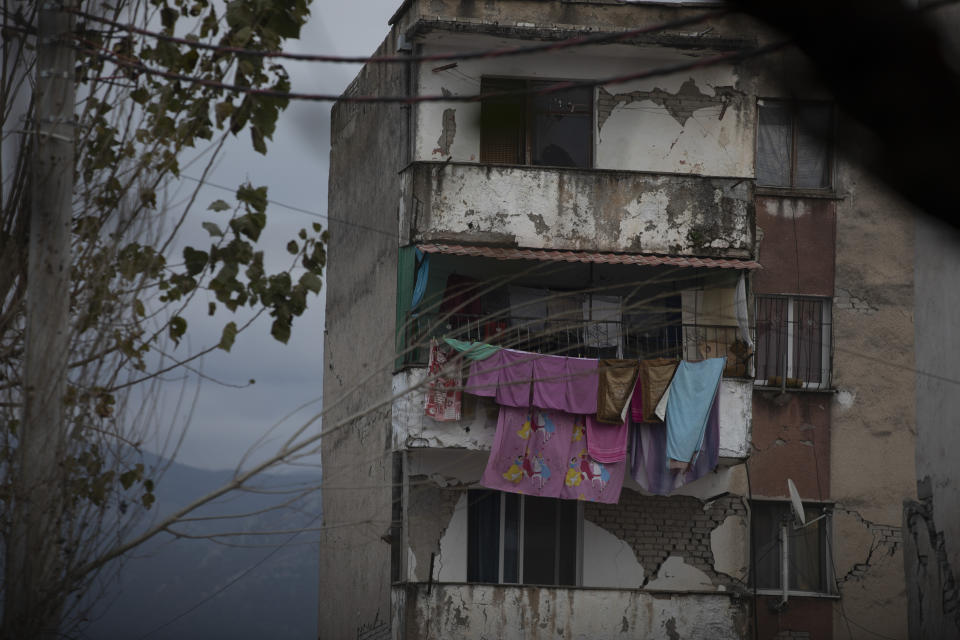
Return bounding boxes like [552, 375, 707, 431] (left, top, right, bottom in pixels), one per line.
[752, 500, 835, 595]
[480, 78, 593, 168]
[467, 489, 579, 585]
[755, 295, 832, 388]
[756, 100, 833, 189]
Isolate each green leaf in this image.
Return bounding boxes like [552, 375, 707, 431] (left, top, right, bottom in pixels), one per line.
[130, 87, 150, 104]
[312, 222, 323, 232]
[286, 240, 298, 255]
[208, 302, 217, 316]
[134, 299, 145, 317]
[208, 199, 231, 212]
[236, 184, 268, 214]
[250, 125, 266, 155]
[183, 246, 209, 276]
[271, 317, 291, 344]
[169, 316, 187, 345]
[219, 321, 238, 352]
[299, 271, 323, 294]
[202, 221, 224, 237]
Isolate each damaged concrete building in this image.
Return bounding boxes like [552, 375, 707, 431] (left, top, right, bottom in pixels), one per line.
[320, 1, 919, 638]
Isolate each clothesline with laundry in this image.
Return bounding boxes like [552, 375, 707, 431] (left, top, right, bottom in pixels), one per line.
[422, 338, 726, 502]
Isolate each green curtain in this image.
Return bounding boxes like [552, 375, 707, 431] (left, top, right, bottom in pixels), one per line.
[395, 246, 416, 369]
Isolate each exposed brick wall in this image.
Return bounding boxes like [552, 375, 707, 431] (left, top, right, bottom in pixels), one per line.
[584, 489, 747, 587]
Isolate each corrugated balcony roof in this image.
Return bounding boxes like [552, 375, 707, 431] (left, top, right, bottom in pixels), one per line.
[417, 243, 762, 270]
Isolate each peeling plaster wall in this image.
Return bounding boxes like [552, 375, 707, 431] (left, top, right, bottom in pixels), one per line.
[405, 162, 753, 257]
[394, 368, 752, 461]
[584, 490, 749, 590]
[412, 35, 754, 178]
[395, 583, 749, 640]
[827, 124, 917, 640]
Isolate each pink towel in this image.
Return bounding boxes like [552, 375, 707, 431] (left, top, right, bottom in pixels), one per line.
[585, 415, 629, 463]
[481, 406, 624, 504]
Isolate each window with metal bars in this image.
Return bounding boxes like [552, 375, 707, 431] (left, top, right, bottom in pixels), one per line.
[755, 295, 832, 389]
[467, 489, 579, 586]
[756, 100, 834, 190]
[480, 78, 593, 168]
[752, 500, 835, 595]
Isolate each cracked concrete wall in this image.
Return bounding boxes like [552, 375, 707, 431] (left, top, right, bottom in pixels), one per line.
[827, 116, 917, 640]
[407, 162, 753, 257]
[395, 583, 749, 640]
[412, 36, 755, 178]
[320, 27, 409, 640]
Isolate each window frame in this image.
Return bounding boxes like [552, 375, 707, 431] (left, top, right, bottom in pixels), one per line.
[755, 98, 836, 193]
[467, 489, 583, 586]
[480, 76, 595, 169]
[750, 498, 838, 598]
[754, 294, 833, 390]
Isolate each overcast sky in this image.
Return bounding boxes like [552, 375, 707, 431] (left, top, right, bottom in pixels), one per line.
[154, 1, 403, 470]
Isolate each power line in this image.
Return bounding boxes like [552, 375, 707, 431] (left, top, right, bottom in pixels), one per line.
[69, 7, 726, 65]
[75, 38, 790, 104]
[177, 174, 397, 238]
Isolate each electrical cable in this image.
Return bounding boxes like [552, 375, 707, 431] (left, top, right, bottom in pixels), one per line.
[73, 38, 790, 104]
[69, 7, 727, 65]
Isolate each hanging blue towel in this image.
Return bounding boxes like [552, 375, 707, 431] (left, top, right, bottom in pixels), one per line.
[665, 358, 726, 465]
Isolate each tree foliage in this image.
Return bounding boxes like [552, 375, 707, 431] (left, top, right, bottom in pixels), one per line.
[0, 0, 321, 635]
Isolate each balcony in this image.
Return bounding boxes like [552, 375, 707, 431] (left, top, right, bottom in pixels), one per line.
[392, 583, 747, 640]
[399, 162, 754, 258]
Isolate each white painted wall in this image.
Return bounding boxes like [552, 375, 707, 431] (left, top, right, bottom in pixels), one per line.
[413, 36, 754, 177]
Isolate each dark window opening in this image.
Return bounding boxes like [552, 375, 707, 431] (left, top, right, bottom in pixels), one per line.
[467, 489, 578, 586]
[480, 78, 593, 168]
[752, 500, 833, 595]
[756, 100, 833, 189]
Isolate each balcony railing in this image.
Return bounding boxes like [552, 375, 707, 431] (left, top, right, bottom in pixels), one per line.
[400, 313, 752, 378]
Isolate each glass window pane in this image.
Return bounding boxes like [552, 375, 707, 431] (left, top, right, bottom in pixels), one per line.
[503, 493, 520, 584]
[531, 85, 592, 168]
[557, 500, 578, 586]
[752, 502, 784, 589]
[789, 509, 825, 592]
[793, 298, 824, 383]
[467, 490, 501, 583]
[756, 296, 788, 383]
[795, 105, 832, 188]
[757, 103, 793, 186]
[481, 78, 526, 164]
[523, 496, 559, 585]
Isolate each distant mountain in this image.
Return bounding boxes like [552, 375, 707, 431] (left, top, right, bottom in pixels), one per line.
[79, 457, 321, 640]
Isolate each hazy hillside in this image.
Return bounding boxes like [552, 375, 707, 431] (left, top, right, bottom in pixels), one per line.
[80, 457, 321, 640]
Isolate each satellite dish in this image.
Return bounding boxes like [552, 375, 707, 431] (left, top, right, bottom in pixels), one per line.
[787, 478, 806, 526]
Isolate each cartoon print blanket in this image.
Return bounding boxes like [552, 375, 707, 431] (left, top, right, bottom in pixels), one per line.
[481, 405, 625, 503]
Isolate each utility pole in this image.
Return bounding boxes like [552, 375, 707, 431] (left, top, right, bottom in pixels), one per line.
[2, 1, 75, 638]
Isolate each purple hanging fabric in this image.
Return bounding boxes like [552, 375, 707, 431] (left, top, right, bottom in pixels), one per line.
[564, 357, 598, 415]
[630, 390, 720, 496]
[495, 349, 535, 407]
[531, 353, 569, 411]
[464, 349, 503, 397]
[630, 374, 643, 423]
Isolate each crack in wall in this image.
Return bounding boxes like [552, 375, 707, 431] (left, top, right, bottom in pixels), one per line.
[597, 78, 741, 131]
